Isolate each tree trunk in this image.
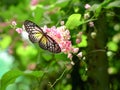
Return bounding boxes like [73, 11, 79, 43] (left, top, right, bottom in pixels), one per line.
[87, 12, 109, 90]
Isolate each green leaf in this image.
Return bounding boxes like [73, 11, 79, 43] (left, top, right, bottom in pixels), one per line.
[55, 0, 69, 8]
[89, 0, 111, 17]
[105, 0, 120, 8]
[24, 71, 44, 78]
[55, 53, 68, 61]
[42, 53, 52, 61]
[33, 7, 44, 23]
[65, 14, 81, 29]
[77, 35, 87, 47]
[63, 84, 72, 90]
[107, 41, 118, 51]
[0, 70, 44, 90]
[0, 35, 12, 49]
[1, 70, 23, 90]
[16, 45, 38, 59]
[90, 4, 102, 17]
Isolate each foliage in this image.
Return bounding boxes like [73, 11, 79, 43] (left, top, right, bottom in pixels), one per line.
[0, 0, 120, 90]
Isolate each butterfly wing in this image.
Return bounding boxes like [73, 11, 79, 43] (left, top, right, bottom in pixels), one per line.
[39, 35, 61, 53]
[24, 20, 61, 53]
[24, 20, 43, 43]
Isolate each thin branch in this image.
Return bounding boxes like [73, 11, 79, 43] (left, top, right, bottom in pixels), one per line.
[49, 68, 67, 88]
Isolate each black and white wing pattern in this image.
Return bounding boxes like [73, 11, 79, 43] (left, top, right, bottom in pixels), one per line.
[24, 20, 61, 53]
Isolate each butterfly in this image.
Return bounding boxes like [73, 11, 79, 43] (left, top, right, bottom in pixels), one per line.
[23, 20, 61, 53]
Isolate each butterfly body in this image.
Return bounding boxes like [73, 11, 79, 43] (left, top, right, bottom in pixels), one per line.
[24, 20, 61, 53]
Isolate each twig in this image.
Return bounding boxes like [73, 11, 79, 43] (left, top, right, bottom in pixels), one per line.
[49, 68, 67, 88]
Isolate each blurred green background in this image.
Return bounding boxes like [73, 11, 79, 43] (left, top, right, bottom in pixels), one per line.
[0, 0, 120, 90]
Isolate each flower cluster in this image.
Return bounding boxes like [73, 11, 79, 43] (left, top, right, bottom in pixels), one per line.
[84, 4, 95, 27]
[76, 32, 82, 44]
[42, 22, 82, 60]
[42, 25, 72, 54]
[11, 21, 23, 34]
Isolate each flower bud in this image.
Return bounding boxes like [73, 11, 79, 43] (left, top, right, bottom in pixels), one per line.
[77, 52, 82, 58]
[72, 48, 79, 53]
[84, 13, 90, 19]
[60, 21, 64, 25]
[31, 0, 38, 6]
[91, 32, 96, 39]
[68, 53, 73, 60]
[16, 28, 23, 34]
[85, 4, 91, 9]
[89, 22, 94, 27]
[71, 61, 75, 65]
[12, 21, 17, 26]
[77, 32, 82, 39]
[76, 38, 81, 44]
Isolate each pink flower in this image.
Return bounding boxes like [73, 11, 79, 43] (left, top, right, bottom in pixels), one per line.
[31, 0, 38, 6]
[43, 25, 73, 54]
[85, 4, 91, 9]
[16, 28, 23, 34]
[12, 21, 17, 26]
[72, 48, 79, 53]
[60, 41, 72, 53]
[42, 23, 83, 58]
